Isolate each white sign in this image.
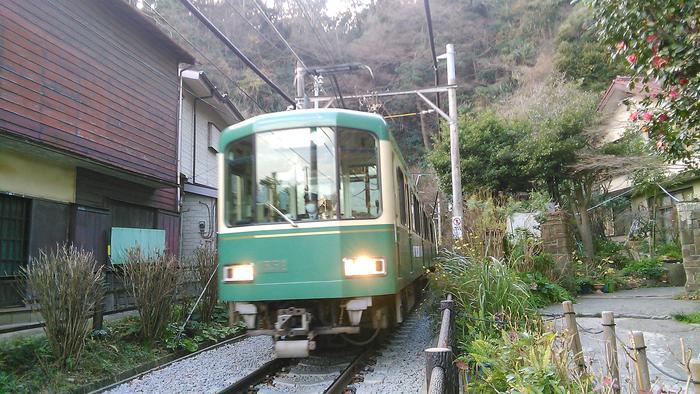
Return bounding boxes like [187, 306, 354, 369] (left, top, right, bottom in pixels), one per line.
[452, 216, 463, 239]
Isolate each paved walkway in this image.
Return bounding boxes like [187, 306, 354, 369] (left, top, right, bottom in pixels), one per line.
[541, 287, 700, 393]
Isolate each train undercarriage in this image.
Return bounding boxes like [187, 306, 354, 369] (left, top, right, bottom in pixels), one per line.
[230, 281, 422, 358]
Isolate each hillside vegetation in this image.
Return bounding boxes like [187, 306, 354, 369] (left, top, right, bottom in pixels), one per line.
[140, 0, 580, 163]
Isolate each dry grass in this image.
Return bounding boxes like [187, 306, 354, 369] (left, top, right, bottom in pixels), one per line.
[121, 247, 179, 340]
[192, 245, 218, 323]
[22, 244, 104, 368]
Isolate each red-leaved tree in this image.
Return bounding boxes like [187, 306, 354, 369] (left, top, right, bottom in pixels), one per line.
[588, 0, 699, 163]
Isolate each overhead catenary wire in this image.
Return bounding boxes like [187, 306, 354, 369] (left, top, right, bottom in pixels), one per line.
[178, 0, 296, 106]
[423, 0, 441, 111]
[293, 0, 347, 108]
[141, 0, 263, 114]
[251, 0, 309, 71]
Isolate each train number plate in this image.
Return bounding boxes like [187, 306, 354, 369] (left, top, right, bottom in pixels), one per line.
[259, 260, 287, 273]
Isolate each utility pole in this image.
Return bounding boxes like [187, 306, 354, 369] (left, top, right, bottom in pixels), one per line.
[438, 44, 463, 240]
[295, 60, 308, 109]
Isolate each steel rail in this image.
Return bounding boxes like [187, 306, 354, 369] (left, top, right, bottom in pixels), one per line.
[219, 357, 286, 394]
[324, 342, 378, 394]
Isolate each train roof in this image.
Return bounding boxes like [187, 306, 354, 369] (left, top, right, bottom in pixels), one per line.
[219, 108, 410, 171]
[219, 109, 391, 148]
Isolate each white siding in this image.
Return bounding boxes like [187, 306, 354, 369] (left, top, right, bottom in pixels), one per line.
[181, 194, 217, 258]
[180, 91, 227, 188]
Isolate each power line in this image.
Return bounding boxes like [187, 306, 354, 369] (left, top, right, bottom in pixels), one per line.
[226, 0, 287, 56]
[251, 0, 308, 70]
[178, 0, 296, 106]
[293, 0, 347, 107]
[423, 0, 441, 133]
[141, 0, 261, 114]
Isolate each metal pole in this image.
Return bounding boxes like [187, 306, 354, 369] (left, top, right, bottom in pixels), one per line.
[445, 44, 463, 239]
[296, 60, 308, 109]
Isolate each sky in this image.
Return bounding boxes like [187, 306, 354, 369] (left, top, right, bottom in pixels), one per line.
[324, 0, 368, 15]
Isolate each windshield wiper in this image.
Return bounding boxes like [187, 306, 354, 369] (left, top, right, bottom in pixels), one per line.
[265, 202, 298, 227]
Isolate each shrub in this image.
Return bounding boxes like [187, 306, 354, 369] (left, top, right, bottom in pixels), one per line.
[192, 245, 218, 323]
[462, 326, 593, 392]
[518, 271, 574, 308]
[122, 248, 179, 340]
[22, 244, 104, 367]
[656, 241, 682, 260]
[622, 258, 664, 280]
[594, 239, 632, 268]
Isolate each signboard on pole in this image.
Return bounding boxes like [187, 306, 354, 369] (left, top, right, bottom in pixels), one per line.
[451, 215, 462, 239]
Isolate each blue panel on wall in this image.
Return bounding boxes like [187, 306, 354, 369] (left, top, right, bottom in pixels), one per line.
[110, 227, 166, 264]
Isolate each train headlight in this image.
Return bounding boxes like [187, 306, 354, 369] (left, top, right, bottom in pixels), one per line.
[343, 256, 385, 277]
[223, 263, 254, 282]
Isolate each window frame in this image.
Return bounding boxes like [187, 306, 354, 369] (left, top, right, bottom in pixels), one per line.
[224, 127, 383, 228]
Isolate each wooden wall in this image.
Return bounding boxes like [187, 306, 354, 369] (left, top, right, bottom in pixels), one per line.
[0, 0, 193, 183]
[76, 169, 177, 212]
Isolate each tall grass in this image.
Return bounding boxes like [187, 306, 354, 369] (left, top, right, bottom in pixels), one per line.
[192, 245, 218, 322]
[22, 244, 104, 367]
[122, 247, 179, 340]
[433, 250, 532, 333]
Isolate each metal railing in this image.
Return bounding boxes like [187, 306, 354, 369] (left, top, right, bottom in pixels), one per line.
[425, 294, 458, 393]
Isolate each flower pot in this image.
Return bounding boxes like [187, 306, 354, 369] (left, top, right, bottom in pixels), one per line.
[593, 283, 605, 294]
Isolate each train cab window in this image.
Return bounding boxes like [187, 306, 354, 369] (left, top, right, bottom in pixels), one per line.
[396, 169, 407, 225]
[339, 129, 381, 219]
[256, 127, 338, 223]
[225, 135, 254, 225]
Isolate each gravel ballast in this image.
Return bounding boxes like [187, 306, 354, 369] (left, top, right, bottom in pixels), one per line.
[105, 336, 275, 394]
[352, 310, 434, 393]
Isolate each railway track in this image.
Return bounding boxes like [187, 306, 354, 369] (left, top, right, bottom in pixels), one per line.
[99, 300, 430, 394]
[226, 344, 374, 394]
[226, 307, 430, 394]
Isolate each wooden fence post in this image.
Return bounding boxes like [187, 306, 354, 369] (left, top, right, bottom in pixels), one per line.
[630, 331, 651, 392]
[601, 311, 620, 393]
[690, 358, 700, 393]
[562, 301, 585, 371]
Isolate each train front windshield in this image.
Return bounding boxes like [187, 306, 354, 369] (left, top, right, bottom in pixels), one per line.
[225, 127, 381, 226]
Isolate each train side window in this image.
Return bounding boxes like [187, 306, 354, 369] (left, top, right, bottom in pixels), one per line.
[396, 169, 407, 225]
[225, 135, 254, 226]
[412, 195, 421, 234]
[338, 129, 381, 219]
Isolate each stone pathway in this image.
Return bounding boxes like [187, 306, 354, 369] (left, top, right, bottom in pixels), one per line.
[540, 287, 700, 393]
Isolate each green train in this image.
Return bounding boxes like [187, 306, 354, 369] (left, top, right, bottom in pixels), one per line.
[217, 109, 436, 357]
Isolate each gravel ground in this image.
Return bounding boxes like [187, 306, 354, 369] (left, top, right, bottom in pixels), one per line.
[105, 336, 275, 394]
[352, 308, 434, 394]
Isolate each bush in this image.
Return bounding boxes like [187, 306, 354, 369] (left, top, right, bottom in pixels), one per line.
[622, 258, 664, 280]
[22, 244, 104, 368]
[192, 245, 218, 323]
[594, 239, 632, 268]
[122, 248, 179, 340]
[656, 241, 682, 260]
[518, 271, 574, 308]
[461, 326, 593, 392]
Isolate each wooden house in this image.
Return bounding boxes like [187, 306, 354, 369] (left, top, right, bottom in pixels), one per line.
[0, 0, 194, 325]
